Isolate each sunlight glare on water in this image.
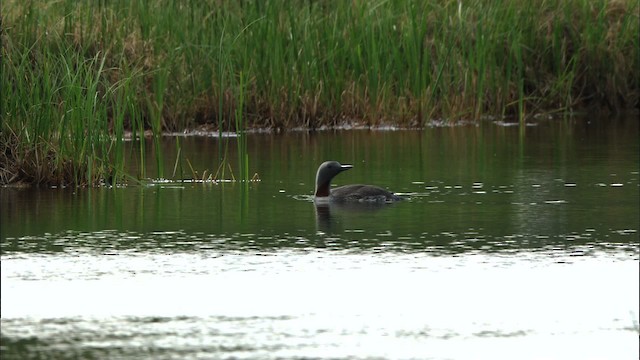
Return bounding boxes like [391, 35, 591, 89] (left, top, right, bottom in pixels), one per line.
[2, 243, 638, 359]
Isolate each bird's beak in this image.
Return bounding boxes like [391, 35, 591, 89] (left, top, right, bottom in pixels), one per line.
[340, 164, 353, 171]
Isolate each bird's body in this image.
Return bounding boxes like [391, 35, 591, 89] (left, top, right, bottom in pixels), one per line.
[314, 161, 402, 203]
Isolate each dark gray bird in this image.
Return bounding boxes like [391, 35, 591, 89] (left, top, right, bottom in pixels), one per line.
[314, 161, 402, 203]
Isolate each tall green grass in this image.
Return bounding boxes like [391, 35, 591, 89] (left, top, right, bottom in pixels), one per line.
[2, 0, 638, 186]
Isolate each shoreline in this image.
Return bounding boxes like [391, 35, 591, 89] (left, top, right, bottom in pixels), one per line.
[3, 0, 638, 187]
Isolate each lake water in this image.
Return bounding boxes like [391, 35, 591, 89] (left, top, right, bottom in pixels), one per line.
[1, 117, 639, 359]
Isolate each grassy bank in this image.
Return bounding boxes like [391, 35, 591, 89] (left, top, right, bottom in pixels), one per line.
[2, 0, 639, 186]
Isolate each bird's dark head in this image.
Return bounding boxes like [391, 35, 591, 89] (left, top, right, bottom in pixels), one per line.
[314, 161, 353, 197]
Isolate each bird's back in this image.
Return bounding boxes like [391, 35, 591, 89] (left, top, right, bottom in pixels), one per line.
[330, 184, 402, 203]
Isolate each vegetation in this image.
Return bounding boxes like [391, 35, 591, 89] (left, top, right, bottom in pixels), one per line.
[1, 0, 638, 186]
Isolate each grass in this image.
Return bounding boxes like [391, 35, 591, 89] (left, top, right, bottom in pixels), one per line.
[1, 0, 638, 187]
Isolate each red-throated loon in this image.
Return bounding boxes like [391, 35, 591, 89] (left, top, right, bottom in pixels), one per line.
[314, 161, 402, 203]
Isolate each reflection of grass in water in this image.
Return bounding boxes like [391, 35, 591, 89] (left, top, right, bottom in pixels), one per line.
[2, 0, 638, 186]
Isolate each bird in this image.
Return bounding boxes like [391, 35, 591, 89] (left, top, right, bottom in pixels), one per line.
[314, 161, 402, 203]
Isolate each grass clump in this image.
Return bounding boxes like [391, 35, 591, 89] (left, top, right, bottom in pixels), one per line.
[1, 0, 638, 186]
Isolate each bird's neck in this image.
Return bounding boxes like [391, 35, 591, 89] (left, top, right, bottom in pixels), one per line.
[315, 181, 331, 197]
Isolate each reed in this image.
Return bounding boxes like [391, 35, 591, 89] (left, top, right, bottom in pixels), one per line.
[2, 0, 638, 186]
[236, 71, 249, 183]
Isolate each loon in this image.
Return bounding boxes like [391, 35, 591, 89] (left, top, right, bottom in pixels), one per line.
[314, 161, 402, 203]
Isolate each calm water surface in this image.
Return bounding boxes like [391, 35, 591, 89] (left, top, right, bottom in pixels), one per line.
[1, 117, 639, 359]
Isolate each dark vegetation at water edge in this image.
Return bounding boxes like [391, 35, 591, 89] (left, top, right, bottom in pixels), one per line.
[1, 0, 639, 187]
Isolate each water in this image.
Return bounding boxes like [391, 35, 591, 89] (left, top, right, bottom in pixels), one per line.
[2, 117, 639, 359]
